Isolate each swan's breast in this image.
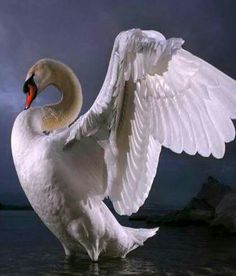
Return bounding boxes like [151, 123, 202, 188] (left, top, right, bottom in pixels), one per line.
[11, 110, 59, 205]
[11, 109, 106, 222]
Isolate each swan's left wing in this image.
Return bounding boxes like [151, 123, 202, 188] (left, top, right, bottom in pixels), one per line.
[65, 29, 236, 216]
[65, 29, 174, 215]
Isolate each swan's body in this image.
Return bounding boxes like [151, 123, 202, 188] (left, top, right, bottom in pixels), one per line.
[11, 29, 236, 261]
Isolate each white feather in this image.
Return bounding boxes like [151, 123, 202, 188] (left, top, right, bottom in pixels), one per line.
[12, 29, 236, 261]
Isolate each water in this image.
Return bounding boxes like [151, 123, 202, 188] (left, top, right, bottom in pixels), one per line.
[0, 211, 236, 275]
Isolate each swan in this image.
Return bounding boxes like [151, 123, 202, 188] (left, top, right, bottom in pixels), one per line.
[11, 29, 236, 261]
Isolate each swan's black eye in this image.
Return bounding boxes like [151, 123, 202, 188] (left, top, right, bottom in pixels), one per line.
[23, 73, 36, 93]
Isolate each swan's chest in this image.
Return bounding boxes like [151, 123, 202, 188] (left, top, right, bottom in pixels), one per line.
[12, 114, 66, 220]
[11, 111, 105, 225]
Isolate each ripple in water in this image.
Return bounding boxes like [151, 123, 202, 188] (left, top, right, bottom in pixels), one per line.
[0, 211, 236, 275]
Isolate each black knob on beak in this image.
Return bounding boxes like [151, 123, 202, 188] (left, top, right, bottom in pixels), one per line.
[23, 73, 36, 93]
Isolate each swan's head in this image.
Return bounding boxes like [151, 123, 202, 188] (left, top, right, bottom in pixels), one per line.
[23, 59, 56, 110]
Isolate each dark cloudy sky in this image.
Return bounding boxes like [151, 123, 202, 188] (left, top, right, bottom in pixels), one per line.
[0, 0, 236, 207]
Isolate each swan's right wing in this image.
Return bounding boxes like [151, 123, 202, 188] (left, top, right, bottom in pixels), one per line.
[65, 29, 236, 215]
[156, 49, 236, 157]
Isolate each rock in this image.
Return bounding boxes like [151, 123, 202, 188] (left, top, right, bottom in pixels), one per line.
[170, 176, 232, 226]
[196, 176, 232, 209]
[146, 177, 233, 227]
[130, 176, 235, 233]
[210, 192, 236, 235]
[175, 197, 214, 225]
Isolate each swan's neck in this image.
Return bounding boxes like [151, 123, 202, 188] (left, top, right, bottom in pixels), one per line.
[41, 63, 82, 131]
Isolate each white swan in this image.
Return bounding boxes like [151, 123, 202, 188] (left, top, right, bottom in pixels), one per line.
[11, 29, 236, 261]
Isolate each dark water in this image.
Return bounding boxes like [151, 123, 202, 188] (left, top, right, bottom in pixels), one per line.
[0, 211, 236, 275]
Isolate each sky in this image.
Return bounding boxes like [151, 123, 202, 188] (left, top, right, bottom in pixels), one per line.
[0, 0, 236, 207]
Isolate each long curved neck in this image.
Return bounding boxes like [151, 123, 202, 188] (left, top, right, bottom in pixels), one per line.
[41, 62, 83, 131]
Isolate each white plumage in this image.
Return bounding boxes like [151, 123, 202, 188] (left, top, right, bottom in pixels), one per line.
[11, 29, 236, 261]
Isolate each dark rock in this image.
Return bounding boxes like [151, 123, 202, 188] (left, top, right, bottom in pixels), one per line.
[210, 192, 236, 235]
[175, 208, 213, 225]
[146, 177, 233, 228]
[169, 176, 232, 225]
[175, 196, 214, 225]
[196, 176, 232, 209]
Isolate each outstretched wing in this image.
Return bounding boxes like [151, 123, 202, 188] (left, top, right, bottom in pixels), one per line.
[65, 29, 236, 216]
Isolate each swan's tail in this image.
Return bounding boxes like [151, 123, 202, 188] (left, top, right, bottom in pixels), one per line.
[122, 226, 159, 257]
[67, 201, 159, 261]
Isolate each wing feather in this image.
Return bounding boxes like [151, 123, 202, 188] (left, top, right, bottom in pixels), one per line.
[65, 29, 236, 215]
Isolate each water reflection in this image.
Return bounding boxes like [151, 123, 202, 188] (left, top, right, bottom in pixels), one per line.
[1, 211, 236, 275]
[47, 256, 159, 275]
[43, 255, 236, 275]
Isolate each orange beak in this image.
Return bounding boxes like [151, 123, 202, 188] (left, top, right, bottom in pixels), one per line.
[25, 84, 37, 110]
